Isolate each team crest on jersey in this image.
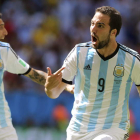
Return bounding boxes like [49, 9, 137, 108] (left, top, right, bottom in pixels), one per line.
[0, 59, 3, 69]
[113, 65, 124, 78]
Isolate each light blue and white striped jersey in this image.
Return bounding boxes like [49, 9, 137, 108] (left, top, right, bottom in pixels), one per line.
[62, 41, 140, 133]
[0, 41, 30, 128]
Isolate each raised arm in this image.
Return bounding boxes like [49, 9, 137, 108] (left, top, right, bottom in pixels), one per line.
[24, 67, 73, 96]
[45, 67, 67, 99]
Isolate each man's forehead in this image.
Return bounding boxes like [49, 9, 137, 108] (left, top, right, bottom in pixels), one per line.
[91, 12, 110, 24]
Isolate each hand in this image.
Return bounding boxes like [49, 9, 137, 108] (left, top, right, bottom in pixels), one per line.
[45, 67, 65, 92]
[65, 84, 75, 94]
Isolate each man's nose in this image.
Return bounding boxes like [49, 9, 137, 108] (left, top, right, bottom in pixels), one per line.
[4, 28, 8, 35]
[91, 25, 97, 33]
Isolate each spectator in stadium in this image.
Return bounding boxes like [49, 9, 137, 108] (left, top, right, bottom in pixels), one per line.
[45, 6, 140, 140]
[0, 13, 73, 140]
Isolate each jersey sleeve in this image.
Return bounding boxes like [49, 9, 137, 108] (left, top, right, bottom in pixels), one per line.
[62, 46, 77, 84]
[1, 44, 30, 75]
[131, 57, 140, 86]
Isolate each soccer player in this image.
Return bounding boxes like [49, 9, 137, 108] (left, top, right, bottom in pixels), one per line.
[45, 6, 140, 140]
[0, 13, 73, 140]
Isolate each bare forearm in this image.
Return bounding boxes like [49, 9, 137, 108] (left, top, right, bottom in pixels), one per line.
[65, 84, 74, 94]
[25, 68, 47, 85]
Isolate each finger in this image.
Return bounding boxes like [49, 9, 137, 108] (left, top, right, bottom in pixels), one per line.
[55, 67, 65, 75]
[56, 72, 62, 76]
[55, 73, 62, 79]
[47, 67, 52, 76]
[56, 73, 62, 80]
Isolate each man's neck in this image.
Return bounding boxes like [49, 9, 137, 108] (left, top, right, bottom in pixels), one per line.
[97, 41, 118, 58]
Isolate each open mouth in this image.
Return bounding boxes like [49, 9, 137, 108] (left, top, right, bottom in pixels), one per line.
[91, 36, 97, 43]
[93, 36, 97, 42]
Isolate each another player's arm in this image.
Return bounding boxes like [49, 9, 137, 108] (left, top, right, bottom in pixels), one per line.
[25, 68, 47, 85]
[25, 67, 74, 94]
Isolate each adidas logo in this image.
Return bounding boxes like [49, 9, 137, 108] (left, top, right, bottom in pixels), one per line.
[84, 65, 91, 70]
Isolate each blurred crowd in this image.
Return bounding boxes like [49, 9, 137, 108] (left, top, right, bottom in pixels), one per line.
[0, 0, 140, 91]
[0, 0, 140, 139]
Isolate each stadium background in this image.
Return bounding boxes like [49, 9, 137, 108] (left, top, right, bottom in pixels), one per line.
[0, 0, 140, 139]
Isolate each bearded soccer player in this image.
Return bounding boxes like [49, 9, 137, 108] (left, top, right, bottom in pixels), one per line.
[45, 6, 140, 140]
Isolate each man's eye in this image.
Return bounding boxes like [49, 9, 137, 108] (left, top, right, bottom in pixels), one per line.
[98, 25, 103, 28]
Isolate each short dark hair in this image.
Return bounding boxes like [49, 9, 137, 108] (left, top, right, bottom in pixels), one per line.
[95, 6, 122, 36]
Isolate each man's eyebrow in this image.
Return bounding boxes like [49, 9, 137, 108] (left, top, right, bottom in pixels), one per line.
[0, 24, 4, 26]
[90, 21, 105, 25]
[97, 22, 105, 25]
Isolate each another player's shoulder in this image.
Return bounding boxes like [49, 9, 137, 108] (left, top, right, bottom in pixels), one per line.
[0, 41, 17, 58]
[0, 41, 10, 49]
[76, 41, 92, 48]
[119, 43, 140, 60]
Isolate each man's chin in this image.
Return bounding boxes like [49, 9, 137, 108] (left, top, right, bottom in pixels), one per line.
[91, 44, 98, 49]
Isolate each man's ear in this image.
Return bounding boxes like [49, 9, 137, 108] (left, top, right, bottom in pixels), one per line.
[111, 29, 117, 37]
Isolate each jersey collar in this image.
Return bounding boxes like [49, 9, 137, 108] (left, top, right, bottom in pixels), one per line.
[96, 43, 120, 61]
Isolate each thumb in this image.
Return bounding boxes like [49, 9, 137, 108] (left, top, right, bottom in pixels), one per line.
[47, 67, 52, 76]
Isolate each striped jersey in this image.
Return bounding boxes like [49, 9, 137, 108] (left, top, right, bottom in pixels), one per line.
[62, 41, 140, 133]
[0, 41, 30, 128]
